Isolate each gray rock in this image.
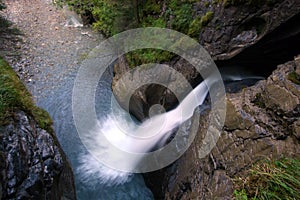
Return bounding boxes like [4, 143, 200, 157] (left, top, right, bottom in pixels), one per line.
[0, 111, 76, 200]
[143, 56, 300, 199]
[196, 0, 300, 60]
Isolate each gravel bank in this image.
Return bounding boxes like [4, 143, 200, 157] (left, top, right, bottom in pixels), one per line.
[1, 0, 103, 100]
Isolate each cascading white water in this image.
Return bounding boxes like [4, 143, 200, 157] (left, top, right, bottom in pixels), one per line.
[77, 78, 212, 186]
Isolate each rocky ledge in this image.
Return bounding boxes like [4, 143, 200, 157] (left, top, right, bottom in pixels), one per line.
[0, 111, 76, 200]
[0, 60, 76, 199]
[143, 56, 300, 199]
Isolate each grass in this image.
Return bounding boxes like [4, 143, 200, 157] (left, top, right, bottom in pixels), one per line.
[234, 158, 300, 200]
[0, 58, 53, 133]
[287, 71, 300, 85]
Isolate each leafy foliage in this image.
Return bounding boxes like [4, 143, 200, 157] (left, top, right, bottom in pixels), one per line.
[126, 49, 175, 68]
[0, 58, 53, 133]
[56, 0, 214, 66]
[234, 158, 300, 200]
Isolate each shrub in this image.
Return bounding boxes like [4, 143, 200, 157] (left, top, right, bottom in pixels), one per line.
[57, 0, 214, 66]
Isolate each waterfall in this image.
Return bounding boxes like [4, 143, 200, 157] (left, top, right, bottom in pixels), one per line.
[77, 78, 211, 186]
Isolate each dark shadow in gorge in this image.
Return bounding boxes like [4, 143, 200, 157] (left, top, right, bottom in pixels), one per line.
[215, 12, 300, 78]
[143, 12, 300, 200]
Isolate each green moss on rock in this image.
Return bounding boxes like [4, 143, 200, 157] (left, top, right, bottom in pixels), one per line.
[219, 0, 280, 7]
[287, 71, 300, 85]
[252, 93, 266, 108]
[0, 58, 53, 133]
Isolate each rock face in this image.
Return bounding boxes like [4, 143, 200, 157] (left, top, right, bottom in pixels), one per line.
[111, 1, 300, 198]
[113, 61, 200, 121]
[113, 0, 300, 120]
[0, 111, 76, 200]
[143, 56, 300, 199]
[196, 0, 300, 60]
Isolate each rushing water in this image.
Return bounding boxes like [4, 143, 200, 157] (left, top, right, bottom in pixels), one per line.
[36, 66, 154, 199]
[35, 58, 263, 199]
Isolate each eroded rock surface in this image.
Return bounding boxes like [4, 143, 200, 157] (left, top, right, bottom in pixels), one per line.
[0, 111, 76, 200]
[143, 56, 300, 199]
[196, 0, 300, 60]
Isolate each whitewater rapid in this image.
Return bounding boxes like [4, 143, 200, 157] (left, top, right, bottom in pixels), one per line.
[77, 77, 212, 185]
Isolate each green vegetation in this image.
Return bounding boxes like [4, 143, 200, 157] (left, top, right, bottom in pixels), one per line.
[126, 49, 176, 68]
[188, 11, 214, 37]
[0, 58, 53, 133]
[252, 93, 265, 108]
[217, 0, 280, 7]
[57, 0, 140, 36]
[234, 158, 300, 200]
[287, 71, 300, 85]
[56, 0, 214, 67]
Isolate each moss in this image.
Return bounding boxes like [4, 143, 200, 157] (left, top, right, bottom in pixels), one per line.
[0, 58, 53, 133]
[188, 11, 214, 38]
[141, 16, 167, 28]
[234, 158, 300, 200]
[126, 49, 175, 68]
[201, 11, 214, 26]
[220, 0, 280, 7]
[188, 16, 202, 38]
[287, 71, 300, 85]
[252, 93, 265, 108]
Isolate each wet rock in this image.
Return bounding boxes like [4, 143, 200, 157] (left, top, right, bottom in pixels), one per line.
[115, 56, 300, 199]
[0, 111, 76, 200]
[196, 0, 300, 60]
[113, 59, 201, 120]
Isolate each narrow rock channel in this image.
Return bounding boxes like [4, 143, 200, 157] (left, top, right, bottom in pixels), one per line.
[1, 0, 154, 199]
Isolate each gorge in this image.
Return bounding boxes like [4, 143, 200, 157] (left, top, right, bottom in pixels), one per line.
[0, 0, 300, 199]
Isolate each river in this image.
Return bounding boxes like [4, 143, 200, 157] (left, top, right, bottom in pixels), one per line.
[3, 0, 154, 199]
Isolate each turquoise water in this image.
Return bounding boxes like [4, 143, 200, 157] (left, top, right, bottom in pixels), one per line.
[36, 66, 154, 200]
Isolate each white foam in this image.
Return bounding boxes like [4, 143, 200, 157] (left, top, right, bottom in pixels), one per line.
[77, 153, 133, 187]
[77, 79, 211, 185]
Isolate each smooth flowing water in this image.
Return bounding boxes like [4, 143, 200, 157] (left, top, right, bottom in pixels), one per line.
[76, 74, 211, 182]
[35, 60, 263, 199]
[37, 66, 154, 199]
